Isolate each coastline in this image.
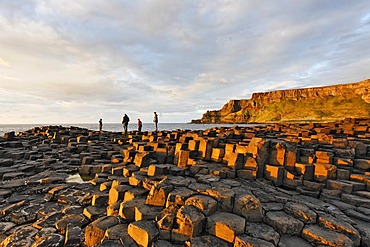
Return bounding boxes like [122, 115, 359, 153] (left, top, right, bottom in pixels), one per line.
[1, 118, 370, 246]
[0, 122, 263, 136]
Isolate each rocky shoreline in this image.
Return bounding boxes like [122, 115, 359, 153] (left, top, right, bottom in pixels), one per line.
[0, 119, 369, 246]
[192, 79, 370, 124]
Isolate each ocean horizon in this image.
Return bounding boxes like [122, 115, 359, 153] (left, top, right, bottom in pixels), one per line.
[0, 123, 261, 136]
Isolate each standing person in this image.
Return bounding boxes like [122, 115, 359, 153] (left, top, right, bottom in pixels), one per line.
[99, 118, 103, 131]
[122, 114, 130, 134]
[153, 112, 158, 132]
[137, 118, 142, 132]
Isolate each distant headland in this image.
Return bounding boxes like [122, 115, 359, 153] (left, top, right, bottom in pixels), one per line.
[192, 79, 370, 124]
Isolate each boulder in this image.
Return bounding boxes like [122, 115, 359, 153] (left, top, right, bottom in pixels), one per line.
[166, 187, 196, 207]
[155, 205, 178, 240]
[0, 226, 38, 247]
[55, 214, 88, 234]
[119, 198, 146, 221]
[301, 224, 353, 247]
[189, 235, 231, 247]
[128, 220, 159, 247]
[234, 235, 275, 247]
[185, 195, 218, 216]
[108, 185, 131, 205]
[318, 214, 361, 246]
[146, 183, 174, 207]
[278, 235, 312, 247]
[31, 233, 64, 247]
[64, 225, 84, 247]
[342, 193, 370, 208]
[284, 202, 317, 223]
[244, 222, 280, 246]
[206, 212, 245, 243]
[264, 211, 304, 235]
[204, 186, 235, 212]
[172, 205, 206, 242]
[104, 224, 138, 246]
[233, 192, 262, 222]
[84, 216, 120, 247]
[247, 138, 269, 178]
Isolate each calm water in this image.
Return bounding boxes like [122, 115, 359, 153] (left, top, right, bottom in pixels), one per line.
[0, 123, 260, 136]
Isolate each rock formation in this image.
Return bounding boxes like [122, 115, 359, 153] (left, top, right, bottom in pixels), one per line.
[193, 79, 370, 123]
[0, 119, 370, 246]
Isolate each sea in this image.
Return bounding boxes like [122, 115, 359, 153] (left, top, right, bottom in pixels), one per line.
[0, 123, 261, 136]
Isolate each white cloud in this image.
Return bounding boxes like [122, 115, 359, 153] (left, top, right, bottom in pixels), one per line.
[0, 0, 369, 124]
[0, 58, 10, 67]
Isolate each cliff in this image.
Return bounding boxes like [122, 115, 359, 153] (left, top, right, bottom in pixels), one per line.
[193, 79, 370, 123]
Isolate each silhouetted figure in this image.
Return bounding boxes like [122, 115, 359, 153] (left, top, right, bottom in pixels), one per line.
[122, 114, 130, 134]
[153, 112, 158, 132]
[138, 118, 142, 132]
[99, 118, 103, 131]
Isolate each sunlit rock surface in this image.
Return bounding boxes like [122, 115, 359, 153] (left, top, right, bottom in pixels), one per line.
[0, 119, 370, 246]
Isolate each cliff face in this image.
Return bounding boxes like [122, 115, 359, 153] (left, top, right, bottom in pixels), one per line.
[194, 79, 370, 123]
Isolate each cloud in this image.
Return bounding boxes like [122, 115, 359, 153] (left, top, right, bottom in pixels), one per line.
[0, 58, 10, 67]
[0, 0, 370, 124]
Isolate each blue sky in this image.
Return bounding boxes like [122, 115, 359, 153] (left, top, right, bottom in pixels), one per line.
[0, 0, 369, 124]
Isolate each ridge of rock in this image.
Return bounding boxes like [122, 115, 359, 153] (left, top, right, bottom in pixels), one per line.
[193, 79, 370, 123]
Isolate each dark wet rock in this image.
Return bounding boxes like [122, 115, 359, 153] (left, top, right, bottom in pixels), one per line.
[204, 186, 235, 212]
[55, 214, 88, 234]
[61, 205, 84, 215]
[31, 233, 64, 247]
[9, 203, 40, 224]
[189, 235, 231, 247]
[64, 225, 84, 247]
[284, 202, 317, 223]
[95, 239, 124, 246]
[37, 202, 65, 217]
[234, 235, 275, 247]
[0, 200, 27, 217]
[33, 212, 64, 230]
[278, 235, 312, 247]
[104, 223, 137, 246]
[83, 205, 106, 221]
[0, 121, 370, 246]
[318, 213, 361, 246]
[264, 211, 304, 235]
[345, 208, 370, 222]
[0, 222, 15, 234]
[244, 222, 280, 246]
[1, 226, 38, 247]
[342, 193, 370, 208]
[188, 182, 211, 193]
[263, 202, 285, 212]
[233, 192, 262, 222]
[302, 224, 353, 246]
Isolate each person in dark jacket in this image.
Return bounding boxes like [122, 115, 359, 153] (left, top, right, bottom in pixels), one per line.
[122, 114, 130, 134]
[138, 118, 142, 132]
[99, 118, 103, 131]
[153, 112, 158, 132]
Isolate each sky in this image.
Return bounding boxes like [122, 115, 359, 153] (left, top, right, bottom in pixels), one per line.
[1, 0, 370, 124]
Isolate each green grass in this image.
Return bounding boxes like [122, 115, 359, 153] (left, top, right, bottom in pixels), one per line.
[248, 95, 370, 123]
[200, 95, 370, 123]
